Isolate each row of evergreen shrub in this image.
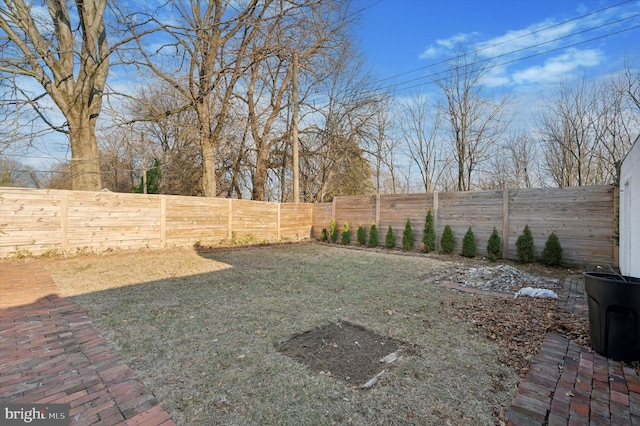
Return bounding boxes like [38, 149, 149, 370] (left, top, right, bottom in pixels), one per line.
[322, 214, 563, 265]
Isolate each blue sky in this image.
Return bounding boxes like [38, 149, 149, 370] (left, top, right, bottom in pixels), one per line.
[352, 0, 640, 95]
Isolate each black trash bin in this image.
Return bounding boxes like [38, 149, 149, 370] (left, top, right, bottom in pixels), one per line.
[583, 272, 640, 362]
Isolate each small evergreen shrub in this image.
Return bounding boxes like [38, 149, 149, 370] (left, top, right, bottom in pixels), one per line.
[357, 224, 366, 245]
[486, 227, 502, 261]
[440, 224, 455, 254]
[368, 222, 379, 247]
[385, 225, 396, 248]
[516, 224, 535, 263]
[461, 226, 477, 258]
[422, 209, 436, 253]
[329, 219, 338, 243]
[341, 222, 350, 245]
[402, 219, 414, 251]
[320, 228, 328, 242]
[541, 232, 563, 266]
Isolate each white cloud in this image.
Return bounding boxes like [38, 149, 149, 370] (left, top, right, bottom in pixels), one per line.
[512, 48, 603, 85]
[475, 20, 579, 59]
[419, 32, 479, 59]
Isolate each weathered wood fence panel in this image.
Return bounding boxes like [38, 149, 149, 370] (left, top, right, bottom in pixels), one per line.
[333, 195, 377, 239]
[312, 186, 617, 264]
[311, 203, 332, 239]
[0, 188, 312, 257]
[0, 189, 63, 255]
[66, 191, 162, 251]
[280, 203, 314, 240]
[379, 194, 431, 247]
[508, 186, 615, 264]
[438, 190, 504, 257]
[164, 196, 230, 246]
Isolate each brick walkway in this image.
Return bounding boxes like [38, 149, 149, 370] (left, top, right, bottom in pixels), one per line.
[507, 276, 640, 425]
[0, 262, 176, 426]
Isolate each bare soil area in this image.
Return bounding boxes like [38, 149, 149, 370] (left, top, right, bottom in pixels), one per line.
[35, 243, 602, 425]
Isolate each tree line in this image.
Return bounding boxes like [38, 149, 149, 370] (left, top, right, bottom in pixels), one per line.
[1, 1, 639, 200]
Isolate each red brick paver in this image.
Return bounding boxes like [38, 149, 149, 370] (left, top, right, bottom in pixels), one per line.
[507, 276, 640, 425]
[0, 262, 176, 426]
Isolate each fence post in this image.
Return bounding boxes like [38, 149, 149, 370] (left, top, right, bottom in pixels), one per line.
[331, 197, 336, 221]
[433, 191, 439, 250]
[375, 193, 380, 226]
[277, 203, 281, 241]
[228, 199, 233, 240]
[502, 189, 509, 259]
[160, 195, 166, 248]
[60, 190, 68, 252]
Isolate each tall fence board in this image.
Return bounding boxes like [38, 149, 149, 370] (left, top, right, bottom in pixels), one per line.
[0, 188, 312, 257]
[312, 186, 617, 265]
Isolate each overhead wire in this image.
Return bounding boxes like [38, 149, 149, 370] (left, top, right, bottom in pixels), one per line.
[373, 0, 635, 83]
[380, 15, 640, 94]
[305, 0, 640, 104]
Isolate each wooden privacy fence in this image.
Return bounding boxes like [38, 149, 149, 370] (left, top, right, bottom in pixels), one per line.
[312, 186, 618, 265]
[0, 187, 313, 258]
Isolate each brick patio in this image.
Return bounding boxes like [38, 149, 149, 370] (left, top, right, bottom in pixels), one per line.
[507, 276, 640, 426]
[0, 262, 175, 426]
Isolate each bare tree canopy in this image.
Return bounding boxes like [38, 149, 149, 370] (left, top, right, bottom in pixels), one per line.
[1, 0, 111, 191]
[437, 51, 509, 191]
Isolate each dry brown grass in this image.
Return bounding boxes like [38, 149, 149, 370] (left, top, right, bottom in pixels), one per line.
[45, 243, 521, 425]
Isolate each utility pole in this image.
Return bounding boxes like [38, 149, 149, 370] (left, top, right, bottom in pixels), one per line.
[292, 51, 299, 203]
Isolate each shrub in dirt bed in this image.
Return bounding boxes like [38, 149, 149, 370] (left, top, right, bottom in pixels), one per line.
[330, 219, 338, 243]
[422, 209, 436, 253]
[461, 226, 477, 258]
[321, 228, 328, 242]
[368, 221, 379, 247]
[486, 227, 502, 261]
[341, 222, 351, 245]
[385, 225, 396, 248]
[516, 224, 535, 263]
[402, 219, 414, 251]
[441, 224, 455, 254]
[541, 232, 562, 266]
[357, 224, 366, 245]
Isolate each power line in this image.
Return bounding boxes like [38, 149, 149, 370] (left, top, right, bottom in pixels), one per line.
[391, 23, 640, 94]
[379, 15, 640, 94]
[375, 0, 635, 84]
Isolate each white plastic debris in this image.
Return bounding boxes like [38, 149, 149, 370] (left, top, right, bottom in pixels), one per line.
[514, 287, 558, 299]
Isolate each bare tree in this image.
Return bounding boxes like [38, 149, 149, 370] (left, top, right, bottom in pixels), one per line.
[361, 96, 403, 194]
[399, 94, 450, 193]
[593, 71, 639, 185]
[1, 0, 113, 191]
[300, 47, 380, 202]
[122, 0, 271, 197]
[438, 51, 509, 191]
[238, 0, 357, 201]
[538, 79, 602, 187]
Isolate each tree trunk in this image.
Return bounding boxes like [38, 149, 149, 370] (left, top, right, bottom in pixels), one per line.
[252, 145, 268, 201]
[69, 117, 102, 191]
[201, 135, 217, 197]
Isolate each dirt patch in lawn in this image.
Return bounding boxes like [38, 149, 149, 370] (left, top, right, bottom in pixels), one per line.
[277, 320, 413, 387]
